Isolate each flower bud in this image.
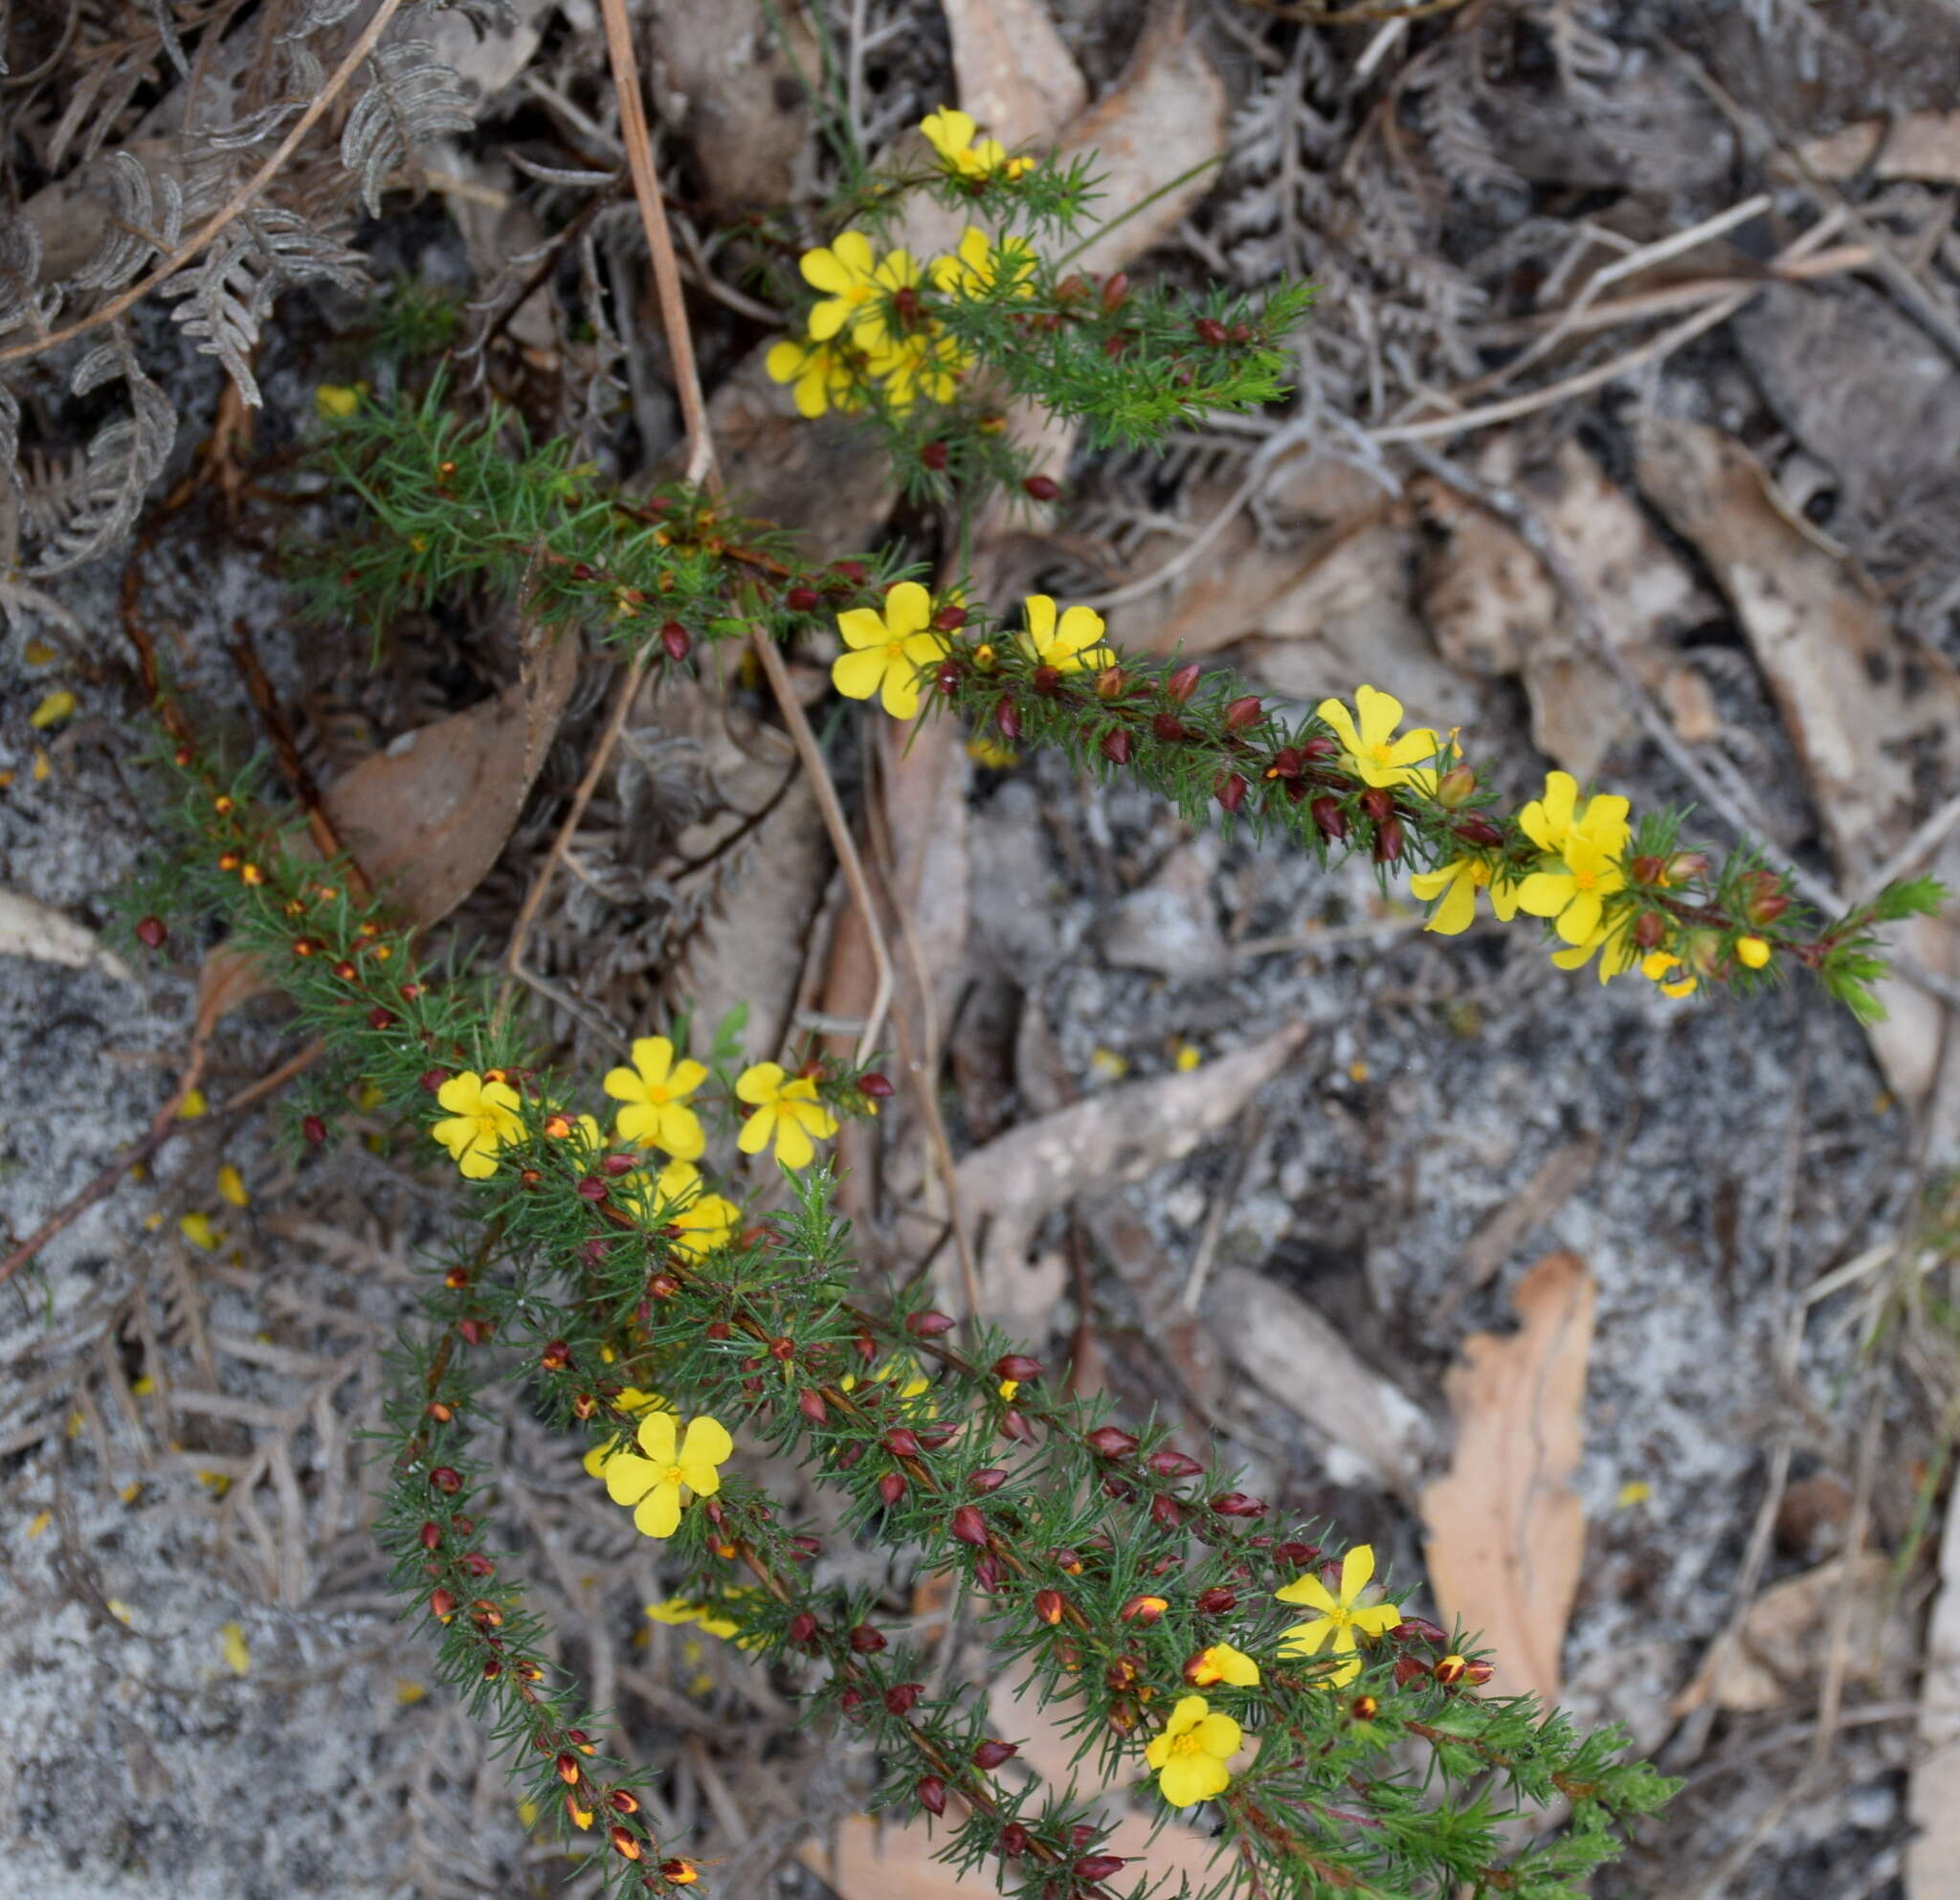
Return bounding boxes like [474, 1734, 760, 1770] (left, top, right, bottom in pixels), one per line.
[950, 1505, 990, 1547]
[785, 584, 820, 612]
[1195, 1585, 1236, 1614]
[576, 1177, 609, 1202]
[931, 604, 967, 634]
[973, 1554, 1005, 1593]
[302, 1115, 327, 1146]
[1147, 1447, 1204, 1478]
[556, 1750, 581, 1783]
[1214, 771, 1248, 814]
[916, 1776, 948, 1816]
[1633, 911, 1666, 950]
[461, 1552, 494, 1577]
[660, 1862, 700, 1887]
[607, 1824, 640, 1860]
[1076, 1855, 1127, 1881]
[659, 620, 691, 663]
[1310, 795, 1347, 841]
[882, 1427, 923, 1458]
[849, 1624, 886, 1653]
[430, 1587, 457, 1621]
[429, 1467, 461, 1494]
[999, 1408, 1036, 1444]
[135, 915, 167, 950]
[1210, 1491, 1268, 1517]
[1034, 1589, 1065, 1625]
[788, 1611, 818, 1645]
[999, 1822, 1030, 1857]
[969, 1467, 1009, 1493]
[1372, 815, 1406, 863]
[1150, 1493, 1183, 1532]
[884, 1681, 923, 1716]
[1433, 1653, 1468, 1686]
[993, 1354, 1042, 1382]
[1735, 934, 1772, 970]
[1084, 1426, 1137, 1457]
[971, 1738, 1017, 1771]
[906, 1310, 955, 1337]
[1094, 665, 1127, 701]
[921, 439, 949, 472]
[1350, 1693, 1379, 1720]
[1359, 788, 1394, 823]
[1161, 660, 1202, 704]
[1153, 712, 1187, 742]
[1022, 475, 1061, 503]
[796, 1388, 827, 1424]
[1119, 1594, 1168, 1623]
[1435, 764, 1479, 808]
[1666, 852, 1711, 883]
[540, 1340, 570, 1372]
[1101, 272, 1130, 312]
[1392, 1615, 1449, 1644]
[1393, 1654, 1428, 1688]
[1223, 694, 1262, 731]
[1100, 727, 1133, 766]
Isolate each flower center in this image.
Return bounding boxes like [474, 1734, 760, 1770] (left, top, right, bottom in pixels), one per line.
[646, 1084, 669, 1104]
[474, 1110, 501, 1138]
[1369, 742, 1395, 764]
[1169, 1732, 1207, 1757]
[662, 1464, 687, 1487]
[1572, 865, 1598, 890]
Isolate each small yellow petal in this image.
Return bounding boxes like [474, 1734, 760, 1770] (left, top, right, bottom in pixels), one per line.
[107, 1598, 135, 1625]
[178, 1212, 220, 1251]
[395, 1679, 426, 1704]
[27, 1509, 52, 1538]
[216, 1164, 249, 1208]
[29, 690, 77, 729]
[177, 1088, 209, 1120]
[517, 1799, 540, 1829]
[219, 1622, 251, 1675]
[1616, 1479, 1652, 1509]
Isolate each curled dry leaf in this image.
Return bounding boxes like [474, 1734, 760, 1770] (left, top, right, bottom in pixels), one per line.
[1421, 1251, 1595, 1706]
[0, 888, 134, 982]
[1781, 110, 1960, 187]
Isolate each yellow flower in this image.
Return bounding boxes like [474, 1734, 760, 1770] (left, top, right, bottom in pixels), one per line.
[966, 736, 1018, 769]
[29, 690, 77, 729]
[603, 1036, 707, 1160]
[1188, 1642, 1261, 1688]
[1276, 1544, 1401, 1688]
[1315, 685, 1440, 790]
[630, 1158, 741, 1259]
[871, 329, 968, 410]
[603, 1412, 733, 1538]
[1549, 920, 1641, 983]
[1021, 594, 1111, 674]
[1407, 857, 1522, 935]
[1639, 949, 1698, 998]
[800, 232, 919, 351]
[179, 1212, 220, 1251]
[215, 1164, 249, 1208]
[1736, 934, 1772, 970]
[764, 336, 865, 419]
[648, 1592, 757, 1645]
[218, 1622, 251, 1675]
[1514, 773, 1632, 948]
[1516, 770, 1632, 861]
[583, 1388, 673, 1479]
[430, 1071, 525, 1180]
[1174, 1041, 1202, 1072]
[930, 226, 1036, 300]
[833, 581, 946, 720]
[735, 1062, 839, 1170]
[1144, 1693, 1241, 1808]
[919, 106, 1032, 179]
[315, 383, 364, 420]
[177, 1087, 209, 1120]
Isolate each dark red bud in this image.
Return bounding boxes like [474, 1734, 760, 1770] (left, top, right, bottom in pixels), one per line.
[430, 1587, 457, 1619]
[429, 1467, 461, 1494]
[1452, 816, 1503, 847]
[1164, 661, 1201, 704]
[366, 1006, 393, 1030]
[999, 1822, 1030, 1857]
[1099, 727, 1133, 766]
[1076, 1856, 1126, 1881]
[968, 1738, 1015, 1772]
[930, 604, 967, 632]
[1359, 788, 1394, 822]
[916, 1776, 948, 1817]
[791, 1534, 821, 1558]
[1034, 1589, 1065, 1625]
[1084, 1426, 1138, 1458]
[1195, 1586, 1237, 1614]
[1211, 1491, 1268, 1517]
[1275, 1540, 1321, 1564]
[832, 560, 866, 583]
[136, 915, 167, 950]
[419, 1521, 441, 1551]
[540, 1339, 570, 1371]
[1150, 1493, 1182, 1532]
[1101, 272, 1130, 312]
[974, 1554, 1005, 1593]
[969, 1467, 1009, 1492]
[1392, 1616, 1450, 1645]
[788, 1611, 818, 1645]
[882, 1428, 923, 1458]
[921, 440, 950, 472]
[797, 1388, 827, 1424]
[999, 1409, 1036, 1444]
[1147, 1448, 1204, 1478]
[418, 1066, 450, 1093]
[1032, 664, 1061, 696]
[1120, 1594, 1168, 1623]
[575, 1177, 609, 1202]
[1223, 695, 1262, 731]
[878, 1471, 906, 1507]
[1194, 316, 1228, 346]
[848, 1624, 886, 1653]
[600, 1152, 636, 1176]
[906, 1310, 955, 1338]
[950, 1505, 990, 1548]
[1215, 771, 1248, 814]
[1152, 712, 1187, 742]
[1310, 795, 1348, 841]
[461, 1551, 494, 1577]
[458, 1317, 492, 1346]
[1022, 475, 1061, 503]
[658, 620, 691, 662]
[839, 1688, 863, 1713]
[993, 1354, 1042, 1382]
[884, 1681, 924, 1716]
[1372, 816, 1406, 864]
[992, 695, 1021, 740]
[1633, 911, 1667, 950]
[302, 1114, 327, 1146]
[786, 584, 820, 612]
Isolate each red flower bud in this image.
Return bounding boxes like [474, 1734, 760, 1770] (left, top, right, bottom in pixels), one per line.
[882, 1428, 923, 1458]
[1152, 711, 1187, 742]
[849, 1624, 886, 1653]
[1310, 795, 1348, 841]
[969, 1467, 1009, 1492]
[1094, 664, 1128, 701]
[1076, 1856, 1127, 1881]
[1150, 1493, 1182, 1532]
[461, 1551, 494, 1576]
[993, 694, 1021, 740]
[999, 1822, 1030, 1856]
[797, 1388, 827, 1424]
[1359, 788, 1394, 823]
[1194, 316, 1228, 346]
[906, 1310, 955, 1338]
[1147, 1448, 1204, 1478]
[1393, 1654, 1428, 1688]
[1196, 1586, 1236, 1613]
[430, 1587, 457, 1620]
[884, 1681, 924, 1716]
[1214, 771, 1248, 814]
[332, 960, 357, 982]
[1119, 1594, 1168, 1623]
[607, 1824, 640, 1860]
[1223, 695, 1262, 731]
[1100, 727, 1132, 766]
[1032, 664, 1061, 696]
[1034, 1589, 1065, 1625]
[1372, 815, 1406, 864]
[832, 560, 866, 584]
[1451, 816, 1503, 848]
[1433, 1653, 1468, 1686]
[950, 1505, 990, 1548]
[916, 1776, 948, 1816]
[429, 1467, 461, 1494]
[1084, 1426, 1137, 1458]
[418, 1066, 450, 1093]
[878, 1471, 906, 1508]
[419, 1521, 441, 1551]
[366, 1006, 394, 1030]
[932, 604, 968, 633]
[1210, 1491, 1268, 1517]
[786, 585, 820, 612]
[599, 1151, 637, 1176]
[301, 1114, 327, 1146]
[1101, 272, 1130, 312]
[993, 1355, 1042, 1382]
[1462, 1659, 1494, 1685]
[575, 1177, 609, 1202]
[921, 439, 950, 471]
[1393, 1615, 1450, 1644]
[1275, 1540, 1321, 1565]
[659, 621, 691, 662]
[136, 915, 167, 950]
[791, 1533, 821, 1558]
[788, 1611, 818, 1645]
[972, 1738, 1017, 1770]
[1165, 661, 1202, 704]
[1022, 475, 1061, 502]
[858, 1071, 895, 1098]
[998, 1409, 1036, 1444]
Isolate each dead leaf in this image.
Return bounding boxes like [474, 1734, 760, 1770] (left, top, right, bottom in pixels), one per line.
[1682, 1552, 1910, 1715]
[1440, 1133, 1602, 1322]
[955, 1022, 1307, 1332]
[1634, 415, 1960, 1107]
[0, 888, 133, 982]
[1413, 437, 1714, 781]
[1907, 1496, 1960, 1898]
[1210, 1264, 1436, 1497]
[642, 0, 819, 212]
[1783, 111, 1960, 187]
[941, 0, 1087, 144]
[323, 623, 579, 928]
[1421, 1252, 1595, 1706]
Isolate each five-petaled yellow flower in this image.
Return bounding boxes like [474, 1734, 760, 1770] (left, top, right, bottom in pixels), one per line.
[1276, 1543, 1401, 1688]
[1021, 594, 1111, 674]
[1515, 771, 1632, 948]
[630, 1158, 741, 1260]
[604, 1036, 707, 1159]
[764, 336, 866, 419]
[877, 329, 969, 411]
[919, 107, 1034, 180]
[735, 1062, 840, 1170]
[1188, 1642, 1261, 1688]
[833, 581, 947, 719]
[603, 1411, 733, 1538]
[584, 1388, 672, 1479]
[800, 232, 919, 352]
[1407, 856, 1522, 936]
[1316, 685, 1439, 790]
[431, 1071, 525, 1180]
[1144, 1693, 1242, 1808]
[930, 226, 1036, 300]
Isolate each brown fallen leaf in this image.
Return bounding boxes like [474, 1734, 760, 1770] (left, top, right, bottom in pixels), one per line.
[1783, 111, 1960, 187]
[323, 622, 580, 929]
[1210, 1264, 1436, 1498]
[1907, 1496, 1960, 1899]
[941, 0, 1086, 144]
[954, 1023, 1307, 1332]
[1421, 1252, 1595, 1706]
[1634, 415, 1960, 1108]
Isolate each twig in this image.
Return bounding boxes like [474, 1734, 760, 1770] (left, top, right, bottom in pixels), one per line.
[0, 0, 409, 368]
[1860, 788, 1960, 903]
[746, 630, 894, 1069]
[0, 1039, 323, 1285]
[596, 0, 717, 486]
[1181, 1104, 1262, 1313]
